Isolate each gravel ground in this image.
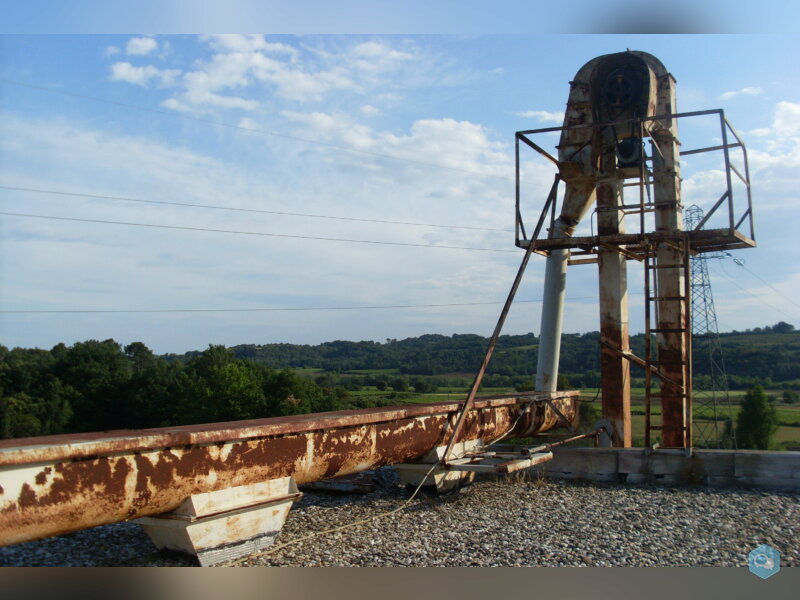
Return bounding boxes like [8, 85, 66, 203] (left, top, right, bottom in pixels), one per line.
[1, 472, 797, 567]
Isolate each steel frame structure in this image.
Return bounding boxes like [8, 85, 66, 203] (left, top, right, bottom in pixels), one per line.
[516, 108, 755, 448]
[515, 108, 755, 253]
[685, 204, 737, 449]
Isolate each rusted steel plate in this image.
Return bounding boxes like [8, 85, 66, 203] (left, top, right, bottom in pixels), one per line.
[0, 393, 577, 546]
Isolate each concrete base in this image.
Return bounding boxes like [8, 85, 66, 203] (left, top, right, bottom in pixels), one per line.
[137, 477, 302, 566]
[394, 439, 482, 494]
[500, 447, 800, 491]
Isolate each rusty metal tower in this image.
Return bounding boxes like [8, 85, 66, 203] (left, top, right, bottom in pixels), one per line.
[517, 51, 755, 448]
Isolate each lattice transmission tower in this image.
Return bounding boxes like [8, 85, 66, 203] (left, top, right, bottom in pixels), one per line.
[685, 205, 737, 449]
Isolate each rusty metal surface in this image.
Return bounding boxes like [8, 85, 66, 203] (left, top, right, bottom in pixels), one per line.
[596, 149, 632, 447]
[0, 393, 554, 467]
[651, 86, 690, 448]
[0, 392, 577, 546]
[528, 228, 755, 253]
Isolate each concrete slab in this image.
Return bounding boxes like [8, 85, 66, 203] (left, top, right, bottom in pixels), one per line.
[535, 448, 800, 491]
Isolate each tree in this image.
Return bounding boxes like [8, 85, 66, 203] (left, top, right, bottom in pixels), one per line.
[772, 321, 795, 334]
[411, 377, 437, 394]
[782, 389, 798, 404]
[515, 378, 535, 393]
[54, 339, 133, 432]
[125, 359, 194, 428]
[391, 376, 409, 392]
[124, 342, 156, 374]
[735, 385, 778, 450]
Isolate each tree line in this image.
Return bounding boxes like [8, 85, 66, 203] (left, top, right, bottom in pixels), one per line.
[166, 321, 800, 388]
[1, 322, 796, 442]
[0, 340, 351, 440]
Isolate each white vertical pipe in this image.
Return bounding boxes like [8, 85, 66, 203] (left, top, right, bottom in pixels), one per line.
[536, 244, 569, 391]
[535, 182, 595, 393]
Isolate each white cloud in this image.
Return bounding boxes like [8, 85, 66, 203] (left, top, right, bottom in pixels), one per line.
[280, 110, 375, 149]
[204, 34, 298, 59]
[147, 36, 435, 112]
[126, 36, 158, 56]
[109, 36, 475, 115]
[681, 101, 800, 219]
[238, 117, 259, 129]
[351, 41, 413, 61]
[515, 110, 565, 123]
[159, 43, 356, 110]
[772, 101, 800, 136]
[377, 93, 403, 102]
[749, 127, 771, 137]
[279, 110, 513, 177]
[109, 62, 180, 87]
[719, 86, 764, 100]
[162, 93, 258, 112]
[105, 46, 120, 56]
[360, 105, 381, 116]
[348, 41, 414, 74]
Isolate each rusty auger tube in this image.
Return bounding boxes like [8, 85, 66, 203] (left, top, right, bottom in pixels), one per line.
[0, 392, 578, 546]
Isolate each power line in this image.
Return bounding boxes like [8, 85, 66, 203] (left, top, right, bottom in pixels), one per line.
[712, 261, 799, 324]
[729, 257, 800, 311]
[0, 211, 518, 253]
[1, 300, 533, 314]
[0, 78, 510, 181]
[0, 184, 512, 233]
[0, 297, 602, 314]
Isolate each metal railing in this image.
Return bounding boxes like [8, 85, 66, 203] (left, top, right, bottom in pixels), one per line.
[515, 109, 754, 250]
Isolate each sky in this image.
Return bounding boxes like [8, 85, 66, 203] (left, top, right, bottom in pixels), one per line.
[1, 27, 799, 353]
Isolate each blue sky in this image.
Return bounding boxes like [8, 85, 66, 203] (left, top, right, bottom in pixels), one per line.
[1, 32, 799, 354]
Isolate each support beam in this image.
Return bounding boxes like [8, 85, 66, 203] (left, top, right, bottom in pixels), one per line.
[652, 83, 690, 448]
[0, 393, 579, 547]
[536, 181, 596, 391]
[395, 439, 483, 494]
[137, 477, 301, 566]
[597, 172, 632, 447]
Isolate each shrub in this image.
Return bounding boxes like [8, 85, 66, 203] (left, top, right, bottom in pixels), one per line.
[735, 385, 778, 450]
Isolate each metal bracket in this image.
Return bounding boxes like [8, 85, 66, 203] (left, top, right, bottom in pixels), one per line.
[543, 397, 575, 433]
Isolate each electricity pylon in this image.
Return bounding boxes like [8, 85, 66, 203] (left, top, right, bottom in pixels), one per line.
[685, 205, 737, 449]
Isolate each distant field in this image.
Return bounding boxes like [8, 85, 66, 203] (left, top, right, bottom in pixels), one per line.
[349, 386, 800, 450]
[342, 368, 401, 375]
[291, 367, 325, 376]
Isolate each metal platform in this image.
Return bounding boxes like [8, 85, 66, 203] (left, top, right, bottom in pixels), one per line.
[446, 449, 554, 474]
[517, 227, 756, 256]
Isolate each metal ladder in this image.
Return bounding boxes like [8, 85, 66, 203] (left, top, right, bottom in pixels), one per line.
[643, 236, 693, 448]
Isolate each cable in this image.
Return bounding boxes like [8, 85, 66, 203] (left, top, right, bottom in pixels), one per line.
[713, 261, 799, 324]
[0, 78, 510, 182]
[0, 184, 514, 233]
[0, 297, 607, 314]
[226, 395, 542, 566]
[226, 459, 442, 566]
[0, 211, 517, 253]
[730, 257, 800, 311]
[1, 300, 534, 314]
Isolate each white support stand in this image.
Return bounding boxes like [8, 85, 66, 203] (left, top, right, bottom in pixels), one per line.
[394, 439, 484, 494]
[137, 477, 301, 566]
